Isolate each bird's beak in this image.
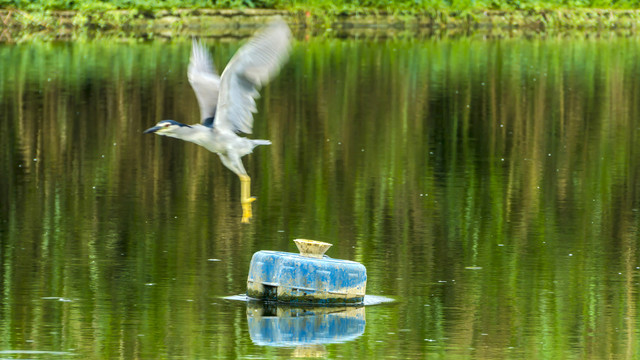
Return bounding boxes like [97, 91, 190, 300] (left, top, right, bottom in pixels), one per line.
[143, 126, 161, 134]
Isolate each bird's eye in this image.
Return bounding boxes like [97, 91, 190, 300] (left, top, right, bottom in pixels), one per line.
[164, 124, 170, 128]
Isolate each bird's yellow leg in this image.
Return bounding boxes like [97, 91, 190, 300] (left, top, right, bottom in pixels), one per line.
[239, 175, 256, 223]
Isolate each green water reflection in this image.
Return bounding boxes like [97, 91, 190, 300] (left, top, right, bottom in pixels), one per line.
[1, 35, 640, 359]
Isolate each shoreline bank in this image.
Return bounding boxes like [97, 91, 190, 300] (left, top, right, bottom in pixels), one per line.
[1, 8, 640, 40]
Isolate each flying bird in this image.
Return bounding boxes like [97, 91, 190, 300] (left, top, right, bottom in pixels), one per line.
[144, 19, 292, 223]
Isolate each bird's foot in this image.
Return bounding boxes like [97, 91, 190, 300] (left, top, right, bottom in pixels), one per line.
[241, 197, 256, 223]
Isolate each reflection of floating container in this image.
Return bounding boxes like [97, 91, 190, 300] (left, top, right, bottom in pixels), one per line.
[247, 302, 366, 347]
[247, 239, 367, 305]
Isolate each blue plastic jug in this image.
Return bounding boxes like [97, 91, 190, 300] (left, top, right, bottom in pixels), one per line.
[247, 239, 367, 305]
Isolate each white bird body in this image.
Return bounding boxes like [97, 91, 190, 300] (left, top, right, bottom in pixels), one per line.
[144, 19, 291, 223]
[162, 124, 267, 159]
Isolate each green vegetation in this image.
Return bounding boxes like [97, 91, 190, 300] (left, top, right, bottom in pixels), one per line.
[3, 0, 640, 13]
[2, 0, 640, 37]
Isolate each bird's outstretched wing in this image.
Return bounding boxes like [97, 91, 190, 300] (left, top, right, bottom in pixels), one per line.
[214, 19, 292, 134]
[188, 39, 221, 126]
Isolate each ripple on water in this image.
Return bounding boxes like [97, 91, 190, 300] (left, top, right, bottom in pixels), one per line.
[0, 350, 74, 355]
[223, 294, 394, 306]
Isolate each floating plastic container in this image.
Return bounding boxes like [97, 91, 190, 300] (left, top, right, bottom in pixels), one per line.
[246, 239, 367, 305]
[247, 302, 365, 348]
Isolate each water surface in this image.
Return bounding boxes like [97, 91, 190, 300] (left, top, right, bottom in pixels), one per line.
[1, 35, 640, 359]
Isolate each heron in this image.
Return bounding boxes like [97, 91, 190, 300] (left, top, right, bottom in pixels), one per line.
[144, 19, 292, 223]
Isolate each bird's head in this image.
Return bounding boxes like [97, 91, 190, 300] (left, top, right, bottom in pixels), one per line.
[143, 120, 192, 139]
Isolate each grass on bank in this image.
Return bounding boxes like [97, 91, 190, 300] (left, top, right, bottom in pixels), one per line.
[3, 0, 640, 13]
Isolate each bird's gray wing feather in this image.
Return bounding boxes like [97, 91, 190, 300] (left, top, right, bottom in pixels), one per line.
[214, 19, 292, 134]
[188, 39, 221, 123]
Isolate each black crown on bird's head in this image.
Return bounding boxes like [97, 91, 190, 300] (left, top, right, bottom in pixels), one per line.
[143, 120, 191, 134]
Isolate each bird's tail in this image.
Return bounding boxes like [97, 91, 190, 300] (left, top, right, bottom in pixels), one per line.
[252, 139, 272, 147]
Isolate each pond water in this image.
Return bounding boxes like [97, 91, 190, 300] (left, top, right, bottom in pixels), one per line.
[2, 33, 640, 359]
